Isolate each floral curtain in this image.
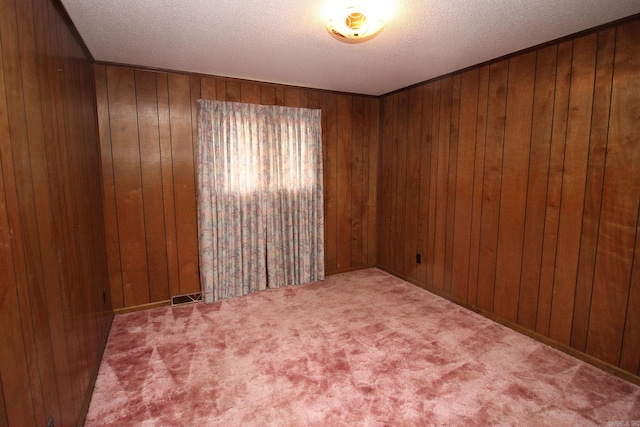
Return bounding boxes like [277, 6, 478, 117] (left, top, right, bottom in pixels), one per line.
[197, 100, 324, 303]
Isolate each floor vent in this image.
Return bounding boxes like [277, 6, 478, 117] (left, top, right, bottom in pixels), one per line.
[171, 292, 202, 306]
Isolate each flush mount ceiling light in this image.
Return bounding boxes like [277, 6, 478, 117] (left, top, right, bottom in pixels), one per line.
[326, 3, 388, 44]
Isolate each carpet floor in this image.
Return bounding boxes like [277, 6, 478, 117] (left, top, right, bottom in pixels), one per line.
[85, 269, 640, 426]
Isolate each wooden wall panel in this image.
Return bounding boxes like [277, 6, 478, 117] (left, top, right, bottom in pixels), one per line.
[324, 93, 339, 272]
[96, 67, 380, 309]
[451, 69, 479, 301]
[366, 98, 379, 267]
[393, 91, 409, 274]
[378, 94, 394, 270]
[136, 70, 170, 302]
[433, 77, 452, 293]
[536, 40, 573, 336]
[518, 46, 557, 331]
[494, 52, 535, 323]
[549, 34, 597, 345]
[587, 19, 640, 367]
[157, 74, 181, 298]
[169, 73, 200, 295]
[570, 28, 615, 352]
[402, 86, 423, 280]
[107, 67, 150, 307]
[443, 75, 460, 295]
[378, 17, 640, 380]
[415, 84, 434, 285]
[476, 62, 507, 312]
[0, 0, 113, 425]
[337, 94, 353, 270]
[351, 97, 364, 266]
[0, 374, 6, 427]
[467, 66, 489, 306]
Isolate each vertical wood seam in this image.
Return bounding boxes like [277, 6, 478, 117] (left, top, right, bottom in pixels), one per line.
[153, 73, 171, 299]
[517, 50, 539, 324]
[32, 2, 64, 412]
[584, 27, 617, 352]
[475, 70, 491, 304]
[548, 41, 575, 335]
[534, 45, 560, 332]
[351, 96, 355, 267]
[490, 60, 509, 313]
[52, 6, 82, 413]
[620, 199, 640, 367]
[361, 98, 367, 265]
[14, 0, 50, 415]
[166, 77, 183, 292]
[0, 8, 40, 416]
[449, 77, 461, 295]
[0, 373, 7, 426]
[415, 87, 426, 261]
[401, 95, 409, 273]
[430, 86, 441, 287]
[570, 31, 602, 348]
[335, 96, 340, 267]
[0, 153, 37, 424]
[467, 71, 482, 303]
[104, 69, 126, 307]
[133, 71, 152, 303]
[426, 86, 436, 286]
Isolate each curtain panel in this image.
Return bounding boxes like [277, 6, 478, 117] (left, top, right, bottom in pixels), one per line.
[197, 100, 324, 303]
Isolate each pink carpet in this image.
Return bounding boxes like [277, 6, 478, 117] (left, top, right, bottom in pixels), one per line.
[85, 269, 640, 426]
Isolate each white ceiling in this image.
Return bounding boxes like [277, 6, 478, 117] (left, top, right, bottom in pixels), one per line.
[61, 0, 640, 96]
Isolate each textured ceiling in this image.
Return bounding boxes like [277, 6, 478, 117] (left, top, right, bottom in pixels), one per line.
[61, 0, 640, 96]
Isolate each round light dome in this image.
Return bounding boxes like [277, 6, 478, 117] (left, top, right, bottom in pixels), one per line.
[326, 5, 386, 43]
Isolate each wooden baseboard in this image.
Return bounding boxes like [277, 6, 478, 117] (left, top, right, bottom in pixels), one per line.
[77, 313, 114, 427]
[376, 265, 640, 387]
[327, 265, 378, 276]
[114, 300, 171, 315]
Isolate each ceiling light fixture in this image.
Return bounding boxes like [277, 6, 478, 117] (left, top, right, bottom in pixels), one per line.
[326, 3, 388, 44]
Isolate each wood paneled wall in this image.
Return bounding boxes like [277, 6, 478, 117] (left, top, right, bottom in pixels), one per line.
[378, 18, 640, 379]
[0, 0, 112, 425]
[94, 65, 379, 310]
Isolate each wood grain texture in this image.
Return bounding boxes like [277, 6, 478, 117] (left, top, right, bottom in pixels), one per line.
[0, 0, 112, 424]
[415, 84, 434, 285]
[393, 91, 409, 274]
[620, 204, 640, 375]
[467, 66, 490, 306]
[0, 374, 7, 427]
[476, 62, 508, 312]
[402, 86, 423, 280]
[351, 97, 364, 266]
[107, 66, 150, 307]
[444, 75, 460, 295]
[570, 28, 616, 352]
[494, 52, 536, 323]
[324, 93, 339, 272]
[518, 45, 557, 331]
[337, 95, 353, 270]
[366, 98, 379, 267]
[135, 70, 170, 303]
[549, 33, 597, 345]
[377, 17, 640, 379]
[426, 82, 442, 289]
[587, 19, 640, 366]
[96, 66, 380, 307]
[433, 77, 452, 292]
[451, 69, 479, 302]
[536, 41, 573, 337]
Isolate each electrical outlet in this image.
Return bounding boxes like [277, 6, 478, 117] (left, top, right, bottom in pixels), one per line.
[47, 416, 54, 427]
[416, 253, 421, 264]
